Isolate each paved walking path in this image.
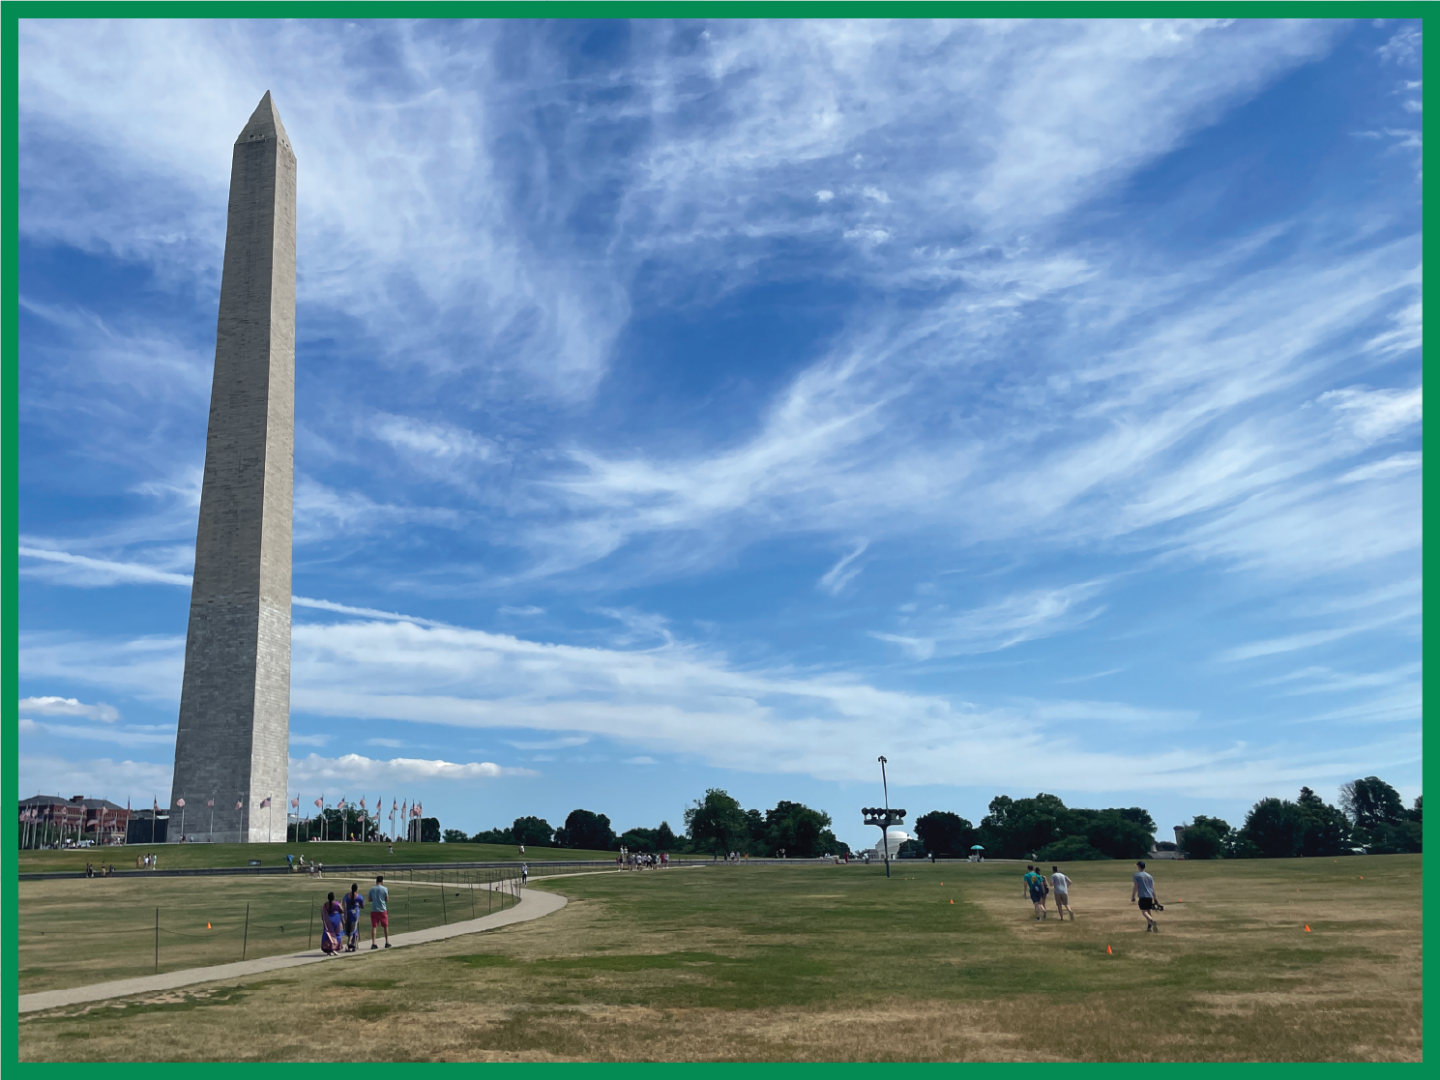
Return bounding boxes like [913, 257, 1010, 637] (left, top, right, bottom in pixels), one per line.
[19, 879, 569, 1015]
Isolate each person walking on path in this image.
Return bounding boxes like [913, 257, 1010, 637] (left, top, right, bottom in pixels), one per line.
[1022, 865, 1048, 920]
[1050, 866, 1074, 920]
[521, 863, 529, 887]
[343, 883, 365, 952]
[368, 875, 391, 949]
[1131, 860, 1160, 932]
[321, 892, 344, 955]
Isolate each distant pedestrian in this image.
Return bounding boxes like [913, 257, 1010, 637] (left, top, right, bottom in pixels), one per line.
[1132, 860, 1159, 932]
[1022, 864, 1048, 921]
[388, 843, 394, 855]
[368, 875, 391, 949]
[344, 883, 365, 952]
[1050, 866, 1074, 920]
[521, 863, 528, 887]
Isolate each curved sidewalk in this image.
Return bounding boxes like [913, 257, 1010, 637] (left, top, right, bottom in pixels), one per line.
[19, 882, 566, 1015]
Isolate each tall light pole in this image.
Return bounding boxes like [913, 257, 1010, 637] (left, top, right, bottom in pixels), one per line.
[861, 755, 906, 879]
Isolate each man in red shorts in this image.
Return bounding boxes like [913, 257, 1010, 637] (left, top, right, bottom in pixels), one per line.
[368, 875, 391, 949]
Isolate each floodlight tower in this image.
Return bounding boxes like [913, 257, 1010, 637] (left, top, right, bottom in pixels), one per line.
[862, 755, 906, 879]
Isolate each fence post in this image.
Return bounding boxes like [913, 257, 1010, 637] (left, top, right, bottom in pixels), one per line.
[154, 906, 159, 972]
[308, 899, 315, 951]
[470, 875, 476, 920]
[242, 902, 251, 960]
[440, 880, 447, 925]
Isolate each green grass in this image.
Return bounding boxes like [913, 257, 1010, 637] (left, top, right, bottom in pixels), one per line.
[19, 855, 1421, 1062]
[20, 840, 622, 875]
[17, 863, 599, 994]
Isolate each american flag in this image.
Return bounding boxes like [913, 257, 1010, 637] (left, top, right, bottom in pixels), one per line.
[207, 798, 215, 808]
[176, 798, 185, 808]
[235, 800, 243, 810]
[260, 797, 271, 808]
[291, 797, 299, 809]
[314, 798, 322, 809]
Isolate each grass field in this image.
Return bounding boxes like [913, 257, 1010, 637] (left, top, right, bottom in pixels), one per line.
[18, 854, 1420, 1062]
[19, 840, 619, 875]
[17, 863, 613, 994]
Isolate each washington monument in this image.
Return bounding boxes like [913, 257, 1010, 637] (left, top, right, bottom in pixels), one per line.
[169, 93, 296, 843]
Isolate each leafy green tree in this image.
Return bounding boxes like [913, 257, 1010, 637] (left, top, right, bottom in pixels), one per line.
[1072, 808, 1154, 859]
[1179, 825, 1223, 860]
[979, 793, 1067, 858]
[1295, 787, 1350, 857]
[618, 827, 658, 852]
[511, 816, 555, 847]
[1190, 815, 1231, 840]
[419, 817, 441, 843]
[442, 828, 469, 844]
[1411, 795, 1423, 823]
[913, 811, 976, 858]
[555, 809, 614, 851]
[684, 789, 750, 855]
[745, 808, 767, 853]
[1035, 835, 1106, 861]
[655, 821, 678, 850]
[1339, 777, 1406, 833]
[1178, 816, 1231, 859]
[764, 801, 834, 857]
[1242, 798, 1303, 858]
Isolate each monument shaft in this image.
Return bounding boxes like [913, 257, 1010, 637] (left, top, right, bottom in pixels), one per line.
[169, 93, 296, 843]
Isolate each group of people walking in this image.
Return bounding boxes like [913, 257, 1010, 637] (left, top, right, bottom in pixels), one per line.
[1021, 860, 1162, 931]
[617, 850, 666, 869]
[319, 876, 391, 955]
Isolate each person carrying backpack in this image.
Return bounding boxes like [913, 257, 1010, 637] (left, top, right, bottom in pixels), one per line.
[1022, 864, 1049, 921]
[320, 892, 344, 955]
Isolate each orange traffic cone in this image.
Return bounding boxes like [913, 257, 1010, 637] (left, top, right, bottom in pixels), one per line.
[1304, 925, 1311, 932]
[206, 922, 212, 929]
[1107, 945, 1113, 955]
[949, 899, 954, 904]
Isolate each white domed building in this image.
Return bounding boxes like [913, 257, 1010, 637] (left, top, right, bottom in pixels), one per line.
[869, 828, 910, 861]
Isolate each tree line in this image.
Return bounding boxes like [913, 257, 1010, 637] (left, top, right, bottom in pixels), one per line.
[1177, 777, 1421, 860]
[909, 775, 1420, 861]
[444, 789, 849, 858]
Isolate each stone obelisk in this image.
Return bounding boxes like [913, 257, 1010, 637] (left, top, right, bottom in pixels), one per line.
[169, 92, 296, 843]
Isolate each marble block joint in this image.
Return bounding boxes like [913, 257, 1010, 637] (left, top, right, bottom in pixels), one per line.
[169, 92, 296, 843]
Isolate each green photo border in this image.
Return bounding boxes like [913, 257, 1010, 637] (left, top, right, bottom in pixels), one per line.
[1, 2, 1429, 1073]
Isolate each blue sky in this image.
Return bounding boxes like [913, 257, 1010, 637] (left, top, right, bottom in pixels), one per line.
[15, 18, 1421, 850]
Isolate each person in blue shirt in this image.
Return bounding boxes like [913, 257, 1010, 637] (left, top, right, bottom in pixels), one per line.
[368, 876, 391, 949]
[1022, 864, 1048, 921]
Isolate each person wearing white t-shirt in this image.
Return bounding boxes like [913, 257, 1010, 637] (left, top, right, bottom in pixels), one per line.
[1050, 866, 1074, 920]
